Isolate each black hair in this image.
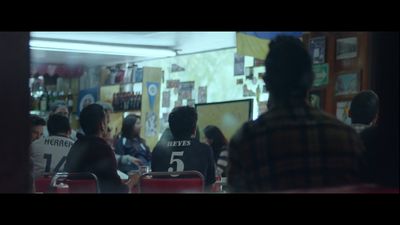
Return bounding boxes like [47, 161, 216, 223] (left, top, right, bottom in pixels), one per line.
[168, 106, 197, 139]
[121, 114, 141, 139]
[264, 35, 314, 99]
[203, 125, 228, 160]
[30, 115, 46, 127]
[79, 104, 105, 136]
[350, 90, 379, 124]
[47, 114, 71, 136]
[160, 127, 173, 142]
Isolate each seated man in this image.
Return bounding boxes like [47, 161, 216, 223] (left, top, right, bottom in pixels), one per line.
[228, 36, 365, 192]
[152, 106, 216, 189]
[31, 114, 75, 178]
[30, 115, 46, 143]
[43, 101, 78, 141]
[64, 104, 129, 193]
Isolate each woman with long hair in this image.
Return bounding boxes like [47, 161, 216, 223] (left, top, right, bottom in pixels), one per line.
[115, 114, 151, 173]
[203, 125, 228, 177]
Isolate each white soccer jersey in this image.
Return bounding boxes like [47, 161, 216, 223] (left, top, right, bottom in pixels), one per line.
[31, 135, 75, 178]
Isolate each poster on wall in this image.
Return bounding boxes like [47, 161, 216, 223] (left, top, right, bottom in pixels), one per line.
[162, 91, 170, 108]
[312, 63, 329, 87]
[236, 79, 243, 85]
[309, 36, 326, 64]
[145, 82, 159, 138]
[178, 81, 194, 99]
[198, 86, 207, 103]
[234, 54, 245, 76]
[335, 72, 360, 96]
[162, 113, 169, 123]
[336, 37, 358, 60]
[145, 111, 158, 137]
[166, 79, 180, 89]
[77, 87, 98, 115]
[134, 68, 143, 83]
[171, 64, 185, 73]
[336, 101, 352, 125]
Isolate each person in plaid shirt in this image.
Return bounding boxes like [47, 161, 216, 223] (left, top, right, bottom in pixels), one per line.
[228, 36, 365, 192]
[349, 90, 380, 134]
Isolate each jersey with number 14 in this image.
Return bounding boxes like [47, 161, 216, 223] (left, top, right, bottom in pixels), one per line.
[152, 138, 216, 186]
[31, 135, 75, 178]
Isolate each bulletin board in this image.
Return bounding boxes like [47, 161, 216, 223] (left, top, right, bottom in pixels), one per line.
[195, 99, 253, 143]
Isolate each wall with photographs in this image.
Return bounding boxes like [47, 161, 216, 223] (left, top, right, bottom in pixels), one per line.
[137, 48, 269, 134]
[303, 32, 371, 125]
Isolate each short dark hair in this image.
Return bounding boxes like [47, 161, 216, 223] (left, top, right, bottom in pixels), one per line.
[264, 35, 314, 99]
[168, 106, 197, 139]
[79, 104, 105, 135]
[350, 90, 379, 124]
[47, 114, 71, 136]
[121, 114, 140, 139]
[30, 115, 46, 127]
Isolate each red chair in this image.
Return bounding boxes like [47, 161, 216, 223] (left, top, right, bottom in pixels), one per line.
[34, 174, 53, 193]
[138, 171, 204, 193]
[49, 172, 100, 193]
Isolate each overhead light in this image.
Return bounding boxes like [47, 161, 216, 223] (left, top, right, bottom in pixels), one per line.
[29, 39, 177, 57]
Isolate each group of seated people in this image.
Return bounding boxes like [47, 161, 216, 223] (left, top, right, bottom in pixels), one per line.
[29, 35, 398, 193]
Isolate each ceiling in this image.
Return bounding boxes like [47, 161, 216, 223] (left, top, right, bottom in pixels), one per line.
[30, 32, 237, 66]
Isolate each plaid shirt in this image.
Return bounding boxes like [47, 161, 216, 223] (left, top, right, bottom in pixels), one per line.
[351, 123, 371, 134]
[228, 100, 365, 192]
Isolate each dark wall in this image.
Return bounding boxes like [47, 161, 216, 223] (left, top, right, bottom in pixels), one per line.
[0, 32, 31, 192]
[370, 32, 399, 187]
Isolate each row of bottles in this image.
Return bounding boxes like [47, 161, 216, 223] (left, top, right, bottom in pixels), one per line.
[31, 89, 74, 112]
[112, 92, 142, 111]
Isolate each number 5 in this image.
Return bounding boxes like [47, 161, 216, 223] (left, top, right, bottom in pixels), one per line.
[168, 151, 184, 173]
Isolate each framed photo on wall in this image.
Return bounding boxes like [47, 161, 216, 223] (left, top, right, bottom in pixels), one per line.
[335, 71, 360, 96]
[234, 54, 245, 76]
[309, 36, 326, 64]
[336, 37, 358, 60]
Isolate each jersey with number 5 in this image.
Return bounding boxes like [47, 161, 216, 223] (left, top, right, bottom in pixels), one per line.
[31, 135, 75, 178]
[151, 138, 216, 186]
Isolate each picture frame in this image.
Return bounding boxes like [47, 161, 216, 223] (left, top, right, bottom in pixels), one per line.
[312, 63, 329, 87]
[335, 71, 360, 96]
[234, 54, 245, 76]
[336, 37, 358, 60]
[309, 36, 326, 64]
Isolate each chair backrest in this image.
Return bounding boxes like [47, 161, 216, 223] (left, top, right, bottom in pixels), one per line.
[34, 174, 53, 193]
[50, 172, 100, 193]
[139, 171, 204, 193]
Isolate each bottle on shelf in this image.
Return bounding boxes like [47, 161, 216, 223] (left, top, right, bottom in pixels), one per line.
[40, 89, 48, 112]
[67, 89, 74, 113]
